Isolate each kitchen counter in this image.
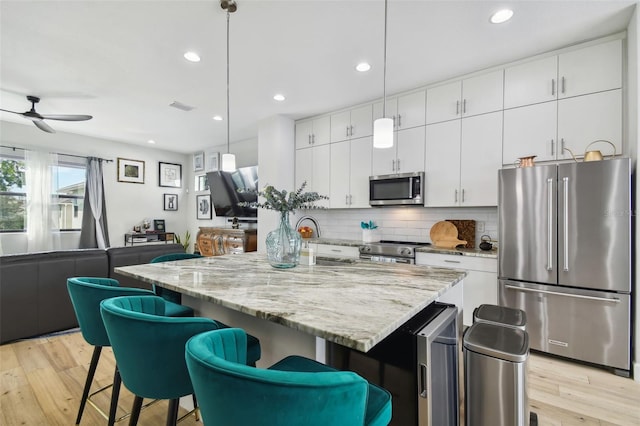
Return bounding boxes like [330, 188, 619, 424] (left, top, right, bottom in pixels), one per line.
[115, 252, 465, 353]
[310, 238, 498, 259]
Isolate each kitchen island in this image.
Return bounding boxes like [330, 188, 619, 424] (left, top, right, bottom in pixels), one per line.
[115, 252, 465, 366]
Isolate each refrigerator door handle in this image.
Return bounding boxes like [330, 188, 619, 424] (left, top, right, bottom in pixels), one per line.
[563, 177, 569, 271]
[547, 178, 554, 271]
[504, 284, 621, 303]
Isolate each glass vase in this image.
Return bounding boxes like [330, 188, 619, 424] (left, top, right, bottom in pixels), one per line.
[266, 212, 302, 268]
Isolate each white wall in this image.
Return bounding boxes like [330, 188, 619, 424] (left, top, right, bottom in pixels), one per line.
[0, 120, 189, 252]
[627, 4, 639, 381]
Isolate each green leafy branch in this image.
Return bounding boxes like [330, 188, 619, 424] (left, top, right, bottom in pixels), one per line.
[239, 181, 328, 213]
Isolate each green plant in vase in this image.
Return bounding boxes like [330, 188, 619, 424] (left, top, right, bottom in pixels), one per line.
[240, 182, 327, 268]
[174, 230, 191, 253]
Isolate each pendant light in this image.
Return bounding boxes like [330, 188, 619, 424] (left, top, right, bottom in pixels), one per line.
[221, 0, 237, 172]
[373, 0, 393, 149]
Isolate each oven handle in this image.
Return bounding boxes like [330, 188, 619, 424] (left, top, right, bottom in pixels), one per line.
[359, 254, 413, 264]
[419, 363, 428, 398]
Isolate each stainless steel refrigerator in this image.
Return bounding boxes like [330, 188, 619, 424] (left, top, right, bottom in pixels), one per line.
[498, 158, 632, 376]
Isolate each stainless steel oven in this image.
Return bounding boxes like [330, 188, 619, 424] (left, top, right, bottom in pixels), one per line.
[359, 240, 431, 264]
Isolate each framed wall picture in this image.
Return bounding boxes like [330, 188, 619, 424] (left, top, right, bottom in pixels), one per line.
[163, 194, 178, 211]
[159, 162, 182, 188]
[153, 219, 166, 231]
[195, 174, 209, 192]
[117, 158, 145, 184]
[193, 152, 204, 172]
[196, 194, 212, 220]
[205, 151, 220, 172]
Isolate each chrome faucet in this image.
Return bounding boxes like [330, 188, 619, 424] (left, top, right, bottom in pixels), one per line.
[295, 215, 321, 238]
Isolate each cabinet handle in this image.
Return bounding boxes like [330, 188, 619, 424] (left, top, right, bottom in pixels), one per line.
[345, 194, 349, 205]
[397, 114, 402, 127]
[396, 159, 400, 171]
[456, 100, 460, 115]
[561, 76, 566, 94]
[461, 188, 465, 202]
[551, 78, 555, 96]
[308, 134, 311, 145]
[463, 99, 467, 114]
[392, 159, 396, 171]
[350, 125, 354, 136]
[550, 139, 555, 156]
[331, 249, 342, 253]
[346, 126, 350, 137]
[444, 259, 461, 264]
[349, 194, 353, 205]
[454, 189, 458, 203]
[561, 138, 565, 153]
[392, 115, 397, 128]
[312, 134, 316, 144]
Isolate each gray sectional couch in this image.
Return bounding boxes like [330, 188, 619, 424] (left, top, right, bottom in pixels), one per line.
[0, 243, 184, 344]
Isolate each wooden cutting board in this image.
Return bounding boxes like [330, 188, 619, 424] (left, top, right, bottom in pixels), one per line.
[446, 219, 476, 249]
[430, 221, 467, 249]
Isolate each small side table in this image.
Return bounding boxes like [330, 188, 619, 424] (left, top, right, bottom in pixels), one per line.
[124, 232, 175, 246]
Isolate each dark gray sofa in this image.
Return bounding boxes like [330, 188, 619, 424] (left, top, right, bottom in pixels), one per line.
[0, 243, 185, 344]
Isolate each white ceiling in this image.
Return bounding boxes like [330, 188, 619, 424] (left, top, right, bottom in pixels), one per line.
[0, 0, 636, 154]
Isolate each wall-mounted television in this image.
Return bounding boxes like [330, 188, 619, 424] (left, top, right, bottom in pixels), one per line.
[207, 166, 258, 219]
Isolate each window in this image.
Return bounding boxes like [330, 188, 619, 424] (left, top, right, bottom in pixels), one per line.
[0, 148, 86, 232]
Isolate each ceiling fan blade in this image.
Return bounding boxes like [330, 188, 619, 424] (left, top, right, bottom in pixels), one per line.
[39, 114, 92, 121]
[0, 108, 22, 116]
[33, 119, 55, 133]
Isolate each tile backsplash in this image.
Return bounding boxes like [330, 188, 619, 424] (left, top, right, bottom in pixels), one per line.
[293, 206, 498, 249]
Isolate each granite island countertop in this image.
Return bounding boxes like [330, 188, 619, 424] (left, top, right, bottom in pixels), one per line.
[115, 252, 465, 352]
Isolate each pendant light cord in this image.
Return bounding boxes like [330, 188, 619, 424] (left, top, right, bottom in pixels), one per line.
[382, 0, 388, 118]
[226, 10, 231, 155]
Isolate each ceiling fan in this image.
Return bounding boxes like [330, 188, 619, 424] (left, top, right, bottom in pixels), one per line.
[0, 95, 92, 133]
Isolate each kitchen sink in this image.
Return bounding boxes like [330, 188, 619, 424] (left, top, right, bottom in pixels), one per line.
[314, 256, 358, 266]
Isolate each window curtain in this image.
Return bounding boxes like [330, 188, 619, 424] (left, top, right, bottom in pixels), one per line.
[79, 157, 110, 249]
[25, 150, 60, 252]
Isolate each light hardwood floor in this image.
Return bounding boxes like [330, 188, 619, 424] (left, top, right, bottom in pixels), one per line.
[1, 330, 639, 425]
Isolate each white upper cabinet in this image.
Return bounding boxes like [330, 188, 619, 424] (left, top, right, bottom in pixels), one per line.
[504, 56, 558, 109]
[426, 81, 461, 124]
[557, 89, 622, 160]
[295, 144, 330, 208]
[503, 89, 622, 164]
[425, 120, 461, 206]
[426, 70, 504, 124]
[426, 111, 502, 206]
[459, 111, 503, 206]
[374, 90, 426, 130]
[295, 116, 330, 149]
[504, 39, 622, 109]
[503, 101, 558, 164]
[330, 137, 372, 208]
[558, 39, 622, 99]
[372, 126, 425, 176]
[330, 104, 373, 143]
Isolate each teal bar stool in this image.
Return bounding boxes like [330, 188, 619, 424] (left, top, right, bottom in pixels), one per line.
[66, 277, 155, 425]
[149, 253, 203, 317]
[185, 328, 392, 426]
[100, 295, 261, 426]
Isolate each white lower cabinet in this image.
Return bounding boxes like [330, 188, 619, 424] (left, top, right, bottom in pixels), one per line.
[309, 244, 360, 259]
[415, 252, 497, 327]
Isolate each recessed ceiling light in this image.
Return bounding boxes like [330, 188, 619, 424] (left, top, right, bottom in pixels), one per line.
[490, 9, 514, 24]
[356, 62, 371, 72]
[213, 115, 223, 121]
[184, 51, 201, 62]
[147, 140, 156, 144]
[273, 94, 285, 101]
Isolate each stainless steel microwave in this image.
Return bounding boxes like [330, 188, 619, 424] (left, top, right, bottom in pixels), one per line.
[369, 172, 424, 206]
